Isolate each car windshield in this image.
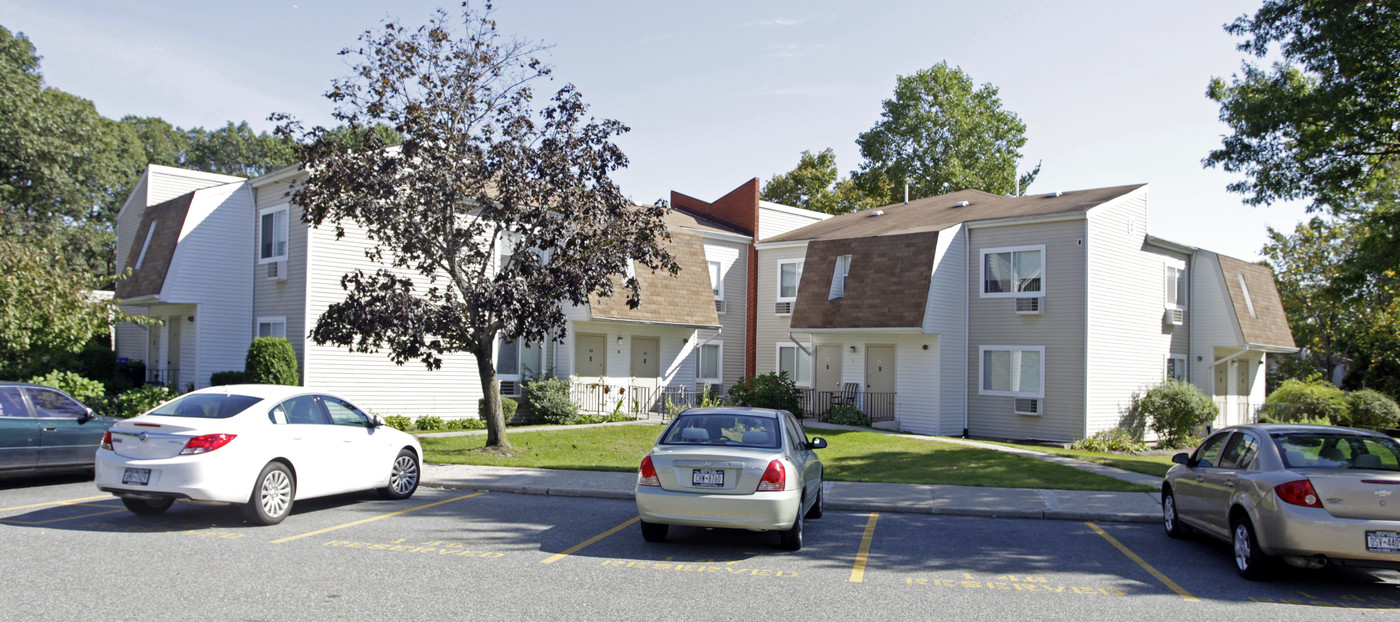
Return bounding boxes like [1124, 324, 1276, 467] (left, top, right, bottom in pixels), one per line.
[661, 413, 782, 449]
[1273, 432, 1400, 471]
[149, 393, 262, 419]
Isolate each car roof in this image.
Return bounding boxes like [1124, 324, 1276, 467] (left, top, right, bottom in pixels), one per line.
[1225, 423, 1387, 438]
[674, 407, 785, 419]
[186, 384, 333, 401]
[0, 382, 50, 389]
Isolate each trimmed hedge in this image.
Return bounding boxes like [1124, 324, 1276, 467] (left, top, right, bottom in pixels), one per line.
[1265, 379, 1349, 425]
[245, 338, 299, 385]
[1140, 379, 1217, 449]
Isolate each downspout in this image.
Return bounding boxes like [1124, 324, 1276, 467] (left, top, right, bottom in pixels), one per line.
[787, 331, 810, 356]
[963, 229, 971, 439]
[1213, 347, 1251, 367]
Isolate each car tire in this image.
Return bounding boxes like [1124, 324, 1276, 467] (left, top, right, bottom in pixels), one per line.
[779, 506, 804, 551]
[242, 462, 295, 525]
[1232, 515, 1275, 580]
[378, 448, 420, 500]
[121, 497, 174, 516]
[805, 483, 824, 519]
[1162, 490, 1190, 539]
[640, 520, 668, 543]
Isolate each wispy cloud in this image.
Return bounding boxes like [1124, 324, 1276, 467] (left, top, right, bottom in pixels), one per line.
[742, 18, 804, 27]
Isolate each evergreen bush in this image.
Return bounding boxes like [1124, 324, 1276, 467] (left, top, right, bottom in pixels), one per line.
[819, 404, 870, 427]
[1348, 389, 1400, 429]
[244, 338, 299, 385]
[209, 371, 248, 386]
[522, 372, 577, 425]
[1140, 379, 1217, 448]
[1265, 379, 1349, 424]
[728, 372, 802, 414]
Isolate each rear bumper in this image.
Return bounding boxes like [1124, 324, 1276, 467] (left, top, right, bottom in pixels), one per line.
[1256, 506, 1400, 569]
[635, 485, 801, 531]
[94, 449, 249, 504]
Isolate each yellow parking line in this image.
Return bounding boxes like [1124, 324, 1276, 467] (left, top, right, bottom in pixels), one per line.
[1086, 522, 1198, 602]
[270, 492, 486, 544]
[541, 517, 639, 564]
[849, 512, 879, 583]
[0, 494, 114, 512]
[1, 508, 128, 525]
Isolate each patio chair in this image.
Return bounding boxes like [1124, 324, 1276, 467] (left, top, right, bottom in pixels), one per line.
[832, 382, 860, 407]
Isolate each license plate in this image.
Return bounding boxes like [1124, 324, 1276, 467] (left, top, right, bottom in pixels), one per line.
[692, 469, 724, 487]
[1367, 531, 1400, 553]
[122, 468, 151, 486]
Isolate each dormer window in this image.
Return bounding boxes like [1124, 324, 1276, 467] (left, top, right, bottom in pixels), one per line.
[259, 206, 288, 262]
[134, 219, 158, 270]
[828, 255, 851, 300]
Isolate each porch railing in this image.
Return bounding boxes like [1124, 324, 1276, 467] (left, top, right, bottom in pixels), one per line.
[147, 367, 180, 386]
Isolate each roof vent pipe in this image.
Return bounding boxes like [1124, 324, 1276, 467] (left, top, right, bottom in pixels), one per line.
[870, 210, 884, 217]
[1046, 191, 1062, 198]
[954, 201, 970, 208]
[904, 182, 909, 205]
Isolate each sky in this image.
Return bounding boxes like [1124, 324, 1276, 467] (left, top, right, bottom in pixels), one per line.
[1, 0, 1312, 261]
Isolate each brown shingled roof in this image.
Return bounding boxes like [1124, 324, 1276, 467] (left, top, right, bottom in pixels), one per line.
[1217, 255, 1296, 350]
[587, 228, 721, 327]
[790, 231, 938, 330]
[115, 192, 194, 299]
[765, 184, 1146, 243]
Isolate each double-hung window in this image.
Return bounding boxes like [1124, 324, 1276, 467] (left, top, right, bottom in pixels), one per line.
[1165, 265, 1187, 309]
[776, 343, 811, 386]
[979, 346, 1044, 397]
[828, 255, 851, 300]
[776, 259, 802, 314]
[259, 206, 289, 263]
[981, 245, 1044, 297]
[496, 337, 542, 397]
[697, 342, 722, 384]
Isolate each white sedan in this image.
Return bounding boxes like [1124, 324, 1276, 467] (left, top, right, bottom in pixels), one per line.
[635, 407, 826, 550]
[95, 385, 422, 525]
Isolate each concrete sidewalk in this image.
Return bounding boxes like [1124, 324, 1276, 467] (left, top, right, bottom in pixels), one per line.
[418, 418, 1167, 524]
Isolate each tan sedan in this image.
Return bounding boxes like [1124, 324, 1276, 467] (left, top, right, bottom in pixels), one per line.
[635, 407, 826, 550]
[1162, 423, 1400, 579]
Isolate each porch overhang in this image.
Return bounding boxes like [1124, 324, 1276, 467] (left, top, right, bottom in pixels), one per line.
[584, 316, 721, 331]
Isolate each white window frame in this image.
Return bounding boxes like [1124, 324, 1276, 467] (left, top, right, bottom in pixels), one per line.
[1166, 355, 1188, 381]
[777, 259, 803, 303]
[979, 245, 1045, 298]
[495, 337, 542, 396]
[256, 317, 287, 339]
[776, 343, 812, 387]
[134, 219, 158, 270]
[697, 341, 723, 384]
[258, 205, 289, 264]
[978, 345, 1045, 398]
[1165, 265, 1187, 310]
[708, 260, 723, 301]
[828, 254, 851, 300]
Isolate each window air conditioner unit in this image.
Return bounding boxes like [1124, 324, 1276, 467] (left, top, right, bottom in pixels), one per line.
[715, 299, 726, 314]
[499, 380, 519, 397]
[775, 301, 793, 315]
[267, 260, 287, 281]
[1015, 297, 1042, 314]
[1164, 308, 1184, 326]
[1014, 398, 1041, 415]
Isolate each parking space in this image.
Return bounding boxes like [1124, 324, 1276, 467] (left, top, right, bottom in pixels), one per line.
[4, 479, 1400, 619]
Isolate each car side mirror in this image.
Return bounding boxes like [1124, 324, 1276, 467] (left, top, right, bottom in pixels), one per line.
[78, 408, 96, 423]
[1172, 452, 1191, 466]
[807, 437, 827, 450]
[368, 415, 386, 428]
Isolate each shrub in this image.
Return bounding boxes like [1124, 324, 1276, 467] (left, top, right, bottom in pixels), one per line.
[244, 337, 299, 385]
[1264, 379, 1349, 424]
[819, 404, 870, 427]
[1140, 379, 1217, 449]
[414, 415, 447, 431]
[26, 370, 105, 407]
[728, 372, 802, 414]
[478, 396, 518, 421]
[107, 385, 178, 419]
[1071, 428, 1147, 453]
[1348, 389, 1400, 429]
[523, 372, 577, 425]
[446, 417, 486, 430]
[382, 415, 414, 431]
[209, 371, 247, 386]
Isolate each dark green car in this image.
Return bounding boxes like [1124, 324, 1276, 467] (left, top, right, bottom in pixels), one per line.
[0, 382, 116, 479]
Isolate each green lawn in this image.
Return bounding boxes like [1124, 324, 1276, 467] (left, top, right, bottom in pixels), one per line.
[419, 425, 1155, 492]
[978, 441, 1179, 478]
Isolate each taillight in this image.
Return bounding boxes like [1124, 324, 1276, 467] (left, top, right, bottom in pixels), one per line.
[757, 460, 786, 492]
[638, 455, 660, 487]
[180, 434, 237, 455]
[1276, 479, 1323, 508]
[100, 431, 113, 451]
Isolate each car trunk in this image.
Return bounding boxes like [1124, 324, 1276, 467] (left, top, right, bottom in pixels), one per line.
[108, 417, 204, 460]
[1308, 473, 1400, 521]
[650, 446, 777, 495]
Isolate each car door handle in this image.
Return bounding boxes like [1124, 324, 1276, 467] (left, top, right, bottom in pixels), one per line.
[42, 427, 57, 431]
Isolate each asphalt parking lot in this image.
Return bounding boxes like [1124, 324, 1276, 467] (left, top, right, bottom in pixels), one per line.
[4, 478, 1400, 621]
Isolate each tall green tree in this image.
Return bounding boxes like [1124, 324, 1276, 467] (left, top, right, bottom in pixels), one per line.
[761, 148, 876, 215]
[273, 4, 677, 449]
[121, 117, 298, 178]
[852, 62, 1039, 205]
[1204, 0, 1400, 211]
[1, 26, 143, 276]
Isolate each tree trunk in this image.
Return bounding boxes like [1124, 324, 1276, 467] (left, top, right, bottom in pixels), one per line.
[475, 340, 511, 449]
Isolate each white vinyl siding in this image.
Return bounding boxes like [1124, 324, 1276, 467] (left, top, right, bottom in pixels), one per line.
[757, 201, 831, 240]
[701, 238, 745, 383]
[754, 245, 809, 378]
